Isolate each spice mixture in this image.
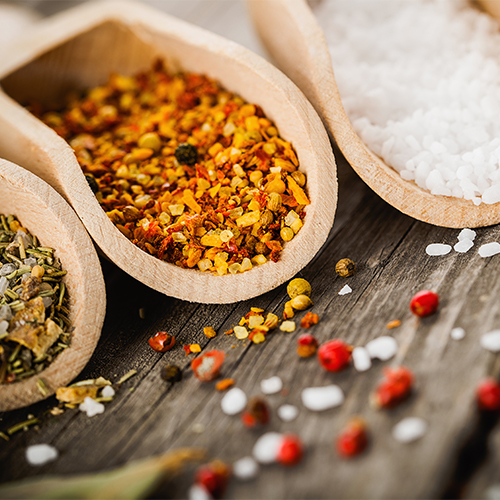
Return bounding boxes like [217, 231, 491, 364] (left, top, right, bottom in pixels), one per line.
[34, 60, 309, 274]
[0, 214, 71, 384]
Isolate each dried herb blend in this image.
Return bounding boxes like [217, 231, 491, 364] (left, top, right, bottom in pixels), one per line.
[0, 214, 71, 384]
[35, 60, 309, 274]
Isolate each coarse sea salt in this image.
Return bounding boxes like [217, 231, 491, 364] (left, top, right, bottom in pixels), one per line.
[426, 244, 452, 256]
[338, 285, 352, 296]
[458, 229, 476, 241]
[480, 330, 500, 352]
[260, 376, 283, 395]
[365, 336, 398, 361]
[392, 417, 428, 443]
[454, 239, 474, 253]
[79, 397, 104, 417]
[101, 385, 115, 398]
[352, 346, 372, 372]
[188, 485, 211, 500]
[479, 242, 500, 257]
[253, 432, 284, 464]
[25, 444, 59, 466]
[233, 456, 259, 480]
[277, 404, 299, 422]
[301, 385, 344, 411]
[451, 327, 466, 340]
[315, 0, 500, 204]
[221, 387, 247, 415]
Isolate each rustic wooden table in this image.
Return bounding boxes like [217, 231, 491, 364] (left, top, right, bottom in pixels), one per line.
[2, 1, 500, 498]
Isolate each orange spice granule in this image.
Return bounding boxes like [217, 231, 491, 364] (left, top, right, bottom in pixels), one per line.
[386, 319, 401, 329]
[215, 378, 235, 391]
[301, 312, 319, 329]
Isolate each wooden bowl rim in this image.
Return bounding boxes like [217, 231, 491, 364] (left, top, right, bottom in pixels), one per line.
[0, 0, 337, 304]
[0, 158, 106, 412]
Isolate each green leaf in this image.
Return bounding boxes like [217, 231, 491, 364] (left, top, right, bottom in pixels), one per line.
[0, 448, 205, 499]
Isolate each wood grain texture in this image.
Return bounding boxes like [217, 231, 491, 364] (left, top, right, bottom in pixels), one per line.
[0, 158, 106, 411]
[0, 0, 337, 304]
[247, 0, 500, 229]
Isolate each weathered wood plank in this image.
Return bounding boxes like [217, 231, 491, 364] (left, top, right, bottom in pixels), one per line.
[2, 1, 500, 498]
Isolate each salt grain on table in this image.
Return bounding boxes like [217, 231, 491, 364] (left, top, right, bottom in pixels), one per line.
[233, 456, 259, 480]
[479, 242, 500, 258]
[426, 244, 452, 256]
[25, 444, 59, 466]
[277, 404, 299, 422]
[338, 285, 352, 296]
[458, 229, 476, 242]
[252, 432, 284, 464]
[301, 385, 344, 411]
[454, 239, 474, 253]
[480, 330, 500, 352]
[365, 336, 398, 361]
[221, 387, 247, 415]
[450, 327, 466, 340]
[392, 417, 428, 443]
[352, 346, 372, 372]
[101, 386, 115, 398]
[188, 484, 211, 500]
[79, 397, 104, 417]
[260, 376, 283, 395]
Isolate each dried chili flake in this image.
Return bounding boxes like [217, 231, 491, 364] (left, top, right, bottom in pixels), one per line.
[191, 350, 225, 381]
[148, 331, 175, 352]
[300, 312, 319, 329]
[337, 418, 369, 458]
[477, 378, 500, 411]
[297, 334, 319, 357]
[183, 344, 202, 355]
[195, 460, 231, 499]
[34, 60, 309, 275]
[277, 434, 304, 466]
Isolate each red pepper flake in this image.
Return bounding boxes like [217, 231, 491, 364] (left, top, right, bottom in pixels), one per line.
[337, 417, 369, 458]
[195, 459, 231, 499]
[371, 366, 414, 409]
[191, 350, 225, 381]
[277, 434, 304, 466]
[410, 290, 439, 317]
[241, 396, 270, 428]
[183, 344, 202, 355]
[224, 329, 234, 336]
[477, 378, 500, 411]
[297, 334, 319, 358]
[148, 332, 175, 352]
[300, 312, 319, 329]
[317, 339, 352, 372]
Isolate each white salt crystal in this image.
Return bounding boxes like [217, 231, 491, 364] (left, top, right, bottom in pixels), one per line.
[79, 397, 105, 417]
[42, 297, 53, 309]
[260, 376, 282, 395]
[482, 185, 500, 204]
[233, 457, 259, 480]
[365, 336, 398, 361]
[277, 404, 299, 422]
[454, 239, 474, 253]
[451, 327, 466, 340]
[0, 263, 16, 276]
[426, 244, 452, 256]
[479, 242, 500, 257]
[338, 285, 352, 296]
[0, 305, 12, 322]
[101, 385, 115, 398]
[188, 485, 211, 500]
[301, 385, 344, 411]
[25, 444, 59, 466]
[253, 432, 283, 464]
[480, 330, 500, 352]
[221, 387, 247, 415]
[23, 257, 37, 267]
[392, 417, 427, 443]
[352, 346, 372, 372]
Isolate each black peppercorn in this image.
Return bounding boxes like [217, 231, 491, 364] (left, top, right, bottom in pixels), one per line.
[161, 364, 182, 383]
[85, 174, 99, 194]
[175, 143, 198, 166]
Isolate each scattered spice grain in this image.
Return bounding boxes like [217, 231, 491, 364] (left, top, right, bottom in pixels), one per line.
[192, 350, 225, 382]
[336, 418, 369, 458]
[148, 331, 175, 352]
[371, 366, 414, 409]
[317, 339, 352, 372]
[386, 319, 401, 329]
[241, 396, 270, 428]
[35, 60, 309, 274]
[335, 258, 356, 277]
[203, 327, 217, 339]
[300, 312, 318, 329]
[410, 290, 439, 317]
[297, 334, 318, 358]
[194, 460, 231, 499]
[215, 378, 234, 391]
[161, 364, 182, 383]
[277, 435, 304, 466]
[477, 378, 500, 411]
[286, 278, 311, 299]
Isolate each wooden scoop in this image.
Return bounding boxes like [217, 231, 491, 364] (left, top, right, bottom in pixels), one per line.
[0, 158, 105, 411]
[248, 0, 500, 228]
[0, 0, 337, 304]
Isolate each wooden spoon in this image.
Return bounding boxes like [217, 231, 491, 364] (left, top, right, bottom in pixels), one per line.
[248, 0, 500, 228]
[0, 0, 337, 304]
[0, 158, 105, 411]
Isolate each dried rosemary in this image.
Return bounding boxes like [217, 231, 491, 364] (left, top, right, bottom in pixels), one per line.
[0, 214, 71, 384]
